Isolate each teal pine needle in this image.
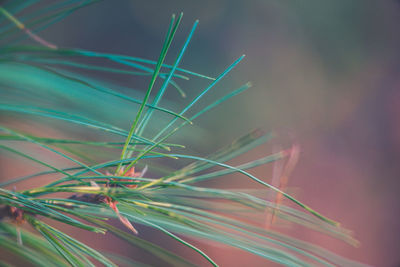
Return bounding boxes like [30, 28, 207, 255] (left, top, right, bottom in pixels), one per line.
[0, 1, 367, 267]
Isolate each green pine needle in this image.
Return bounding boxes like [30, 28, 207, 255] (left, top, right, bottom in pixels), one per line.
[0, 2, 365, 267]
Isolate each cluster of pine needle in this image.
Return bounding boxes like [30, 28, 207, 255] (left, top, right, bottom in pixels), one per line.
[0, 1, 364, 266]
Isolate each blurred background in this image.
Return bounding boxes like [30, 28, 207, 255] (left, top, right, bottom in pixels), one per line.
[2, 1, 400, 266]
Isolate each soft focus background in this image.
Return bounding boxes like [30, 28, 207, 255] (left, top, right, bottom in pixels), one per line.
[3, 1, 400, 266]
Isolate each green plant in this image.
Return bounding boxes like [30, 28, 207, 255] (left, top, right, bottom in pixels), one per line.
[0, 1, 365, 266]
